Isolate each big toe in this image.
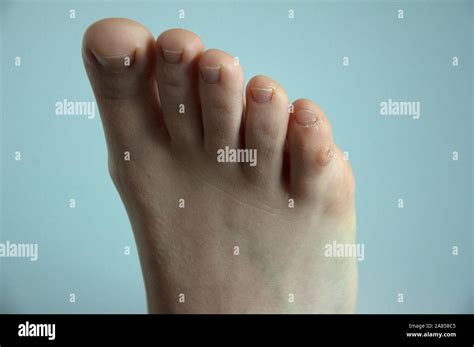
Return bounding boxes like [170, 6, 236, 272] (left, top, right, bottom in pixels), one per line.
[82, 18, 161, 152]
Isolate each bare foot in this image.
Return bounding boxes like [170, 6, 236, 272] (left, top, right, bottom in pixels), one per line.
[82, 18, 357, 313]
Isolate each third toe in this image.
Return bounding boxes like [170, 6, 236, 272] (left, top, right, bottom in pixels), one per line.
[199, 49, 244, 154]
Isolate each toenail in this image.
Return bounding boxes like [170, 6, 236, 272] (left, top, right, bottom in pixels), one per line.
[317, 146, 334, 166]
[161, 48, 183, 63]
[91, 50, 136, 72]
[200, 66, 221, 84]
[250, 87, 274, 103]
[294, 109, 321, 128]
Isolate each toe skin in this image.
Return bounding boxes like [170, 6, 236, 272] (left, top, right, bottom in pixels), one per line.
[155, 28, 205, 147]
[198, 49, 244, 154]
[244, 75, 289, 186]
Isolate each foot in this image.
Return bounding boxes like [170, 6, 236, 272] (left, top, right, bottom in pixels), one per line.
[82, 18, 357, 313]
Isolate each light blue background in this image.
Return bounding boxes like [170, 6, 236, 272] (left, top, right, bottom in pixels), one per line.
[1, 0, 472, 313]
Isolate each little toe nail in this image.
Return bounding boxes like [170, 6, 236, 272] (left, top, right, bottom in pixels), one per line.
[294, 109, 321, 128]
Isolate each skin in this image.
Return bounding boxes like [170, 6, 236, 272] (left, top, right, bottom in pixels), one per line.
[82, 18, 357, 313]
